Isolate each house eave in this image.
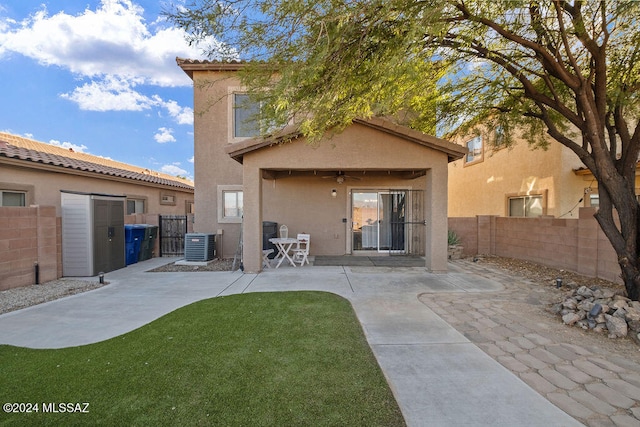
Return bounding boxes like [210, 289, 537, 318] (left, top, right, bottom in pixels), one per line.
[176, 57, 249, 80]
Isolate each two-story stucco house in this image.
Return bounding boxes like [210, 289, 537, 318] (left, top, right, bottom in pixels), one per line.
[177, 58, 466, 273]
[447, 127, 627, 219]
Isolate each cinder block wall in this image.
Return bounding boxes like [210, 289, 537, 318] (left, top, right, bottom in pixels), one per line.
[449, 208, 620, 284]
[0, 206, 59, 290]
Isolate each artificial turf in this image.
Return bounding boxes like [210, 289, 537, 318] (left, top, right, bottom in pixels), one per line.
[0, 291, 405, 426]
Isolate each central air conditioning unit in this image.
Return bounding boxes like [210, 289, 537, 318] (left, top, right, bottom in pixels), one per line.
[184, 233, 215, 261]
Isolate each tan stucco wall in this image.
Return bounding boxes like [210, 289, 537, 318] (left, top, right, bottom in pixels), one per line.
[0, 163, 193, 217]
[448, 132, 586, 218]
[191, 71, 244, 257]
[240, 123, 450, 272]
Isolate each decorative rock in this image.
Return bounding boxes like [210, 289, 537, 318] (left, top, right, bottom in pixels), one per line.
[577, 286, 594, 298]
[563, 312, 584, 326]
[612, 299, 629, 310]
[588, 303, 603, 318]
[549, 303, 563, 315]
[553, 286, 637, 341]
[562, 298, 578, 310]
[625, 307, 640, 322]
[613, 307, 627, 319]
[605, 314, 628, 338]
[577, 300, 594, 312]
[628, 320, 640, 332]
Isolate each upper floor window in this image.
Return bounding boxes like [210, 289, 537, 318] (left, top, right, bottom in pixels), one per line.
[233, 93, 261, 138]
[508, 195, 543, 217]
[1, 190, 26, 206]
[465, 135, 483, 165]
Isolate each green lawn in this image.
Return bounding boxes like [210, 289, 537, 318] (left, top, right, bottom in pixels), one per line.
[0, 291, 405, 426]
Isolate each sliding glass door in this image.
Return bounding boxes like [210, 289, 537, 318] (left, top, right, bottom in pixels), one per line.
[352, 190, 406, 253]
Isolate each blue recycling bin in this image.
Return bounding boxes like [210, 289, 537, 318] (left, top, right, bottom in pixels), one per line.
[124, 225, 146, 265]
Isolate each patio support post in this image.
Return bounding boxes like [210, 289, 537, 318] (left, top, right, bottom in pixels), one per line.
[425, 166, 448, 273]
[242, 163, 263, 273]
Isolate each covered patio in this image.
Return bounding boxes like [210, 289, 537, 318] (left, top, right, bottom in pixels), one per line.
[226, 117, 466, 273]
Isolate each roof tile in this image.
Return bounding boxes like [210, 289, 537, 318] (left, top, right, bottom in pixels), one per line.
[0, 132, 194, 191]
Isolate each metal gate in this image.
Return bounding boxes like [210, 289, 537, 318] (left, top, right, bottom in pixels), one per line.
[159, 215, 187, 256]
[388, 189, 425, 256]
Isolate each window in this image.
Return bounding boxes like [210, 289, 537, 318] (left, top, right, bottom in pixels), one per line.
[185, 200, 195, 215]
[508, 195, 543, 217]
[1, 191, 26, 206]
[495, 125, 505, 148]
[223, 191, 243, 218]
[126, 198, 145, 214]
[233, 93, 261, 138]
[465, 135, 483, 164]
[160, 192, 176, 206]
[218, 185, 243, 223]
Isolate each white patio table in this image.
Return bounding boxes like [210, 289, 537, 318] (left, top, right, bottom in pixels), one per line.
[268, 237, 298, 268]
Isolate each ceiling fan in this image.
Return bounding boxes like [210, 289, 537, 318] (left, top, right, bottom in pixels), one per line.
[321, 171, 361, 184]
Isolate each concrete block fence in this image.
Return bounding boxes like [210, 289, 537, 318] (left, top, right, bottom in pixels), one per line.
[449, 207, 621, 284]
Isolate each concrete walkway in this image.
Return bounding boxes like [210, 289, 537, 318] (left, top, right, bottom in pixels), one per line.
[0, 258, 581, 426]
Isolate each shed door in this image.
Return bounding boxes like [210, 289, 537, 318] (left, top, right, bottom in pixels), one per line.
[93, 199, 125, 274]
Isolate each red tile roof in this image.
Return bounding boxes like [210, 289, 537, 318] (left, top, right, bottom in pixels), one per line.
[0, 132, 194, 191]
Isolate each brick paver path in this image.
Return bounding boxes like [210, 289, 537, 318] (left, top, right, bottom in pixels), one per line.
[421, 259, 640, 427]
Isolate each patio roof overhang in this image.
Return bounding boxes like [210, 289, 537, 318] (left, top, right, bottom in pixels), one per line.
[259, 168, 427, 181]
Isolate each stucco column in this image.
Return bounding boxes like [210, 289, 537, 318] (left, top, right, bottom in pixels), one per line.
[425, 166, 448, 273]
[242, 164, 262, 273]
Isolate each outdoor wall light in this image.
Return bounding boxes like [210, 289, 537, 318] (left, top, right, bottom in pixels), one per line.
[331, 189, 337, 198]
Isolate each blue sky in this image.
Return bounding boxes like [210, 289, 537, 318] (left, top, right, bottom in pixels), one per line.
[0, 0, 211, 180]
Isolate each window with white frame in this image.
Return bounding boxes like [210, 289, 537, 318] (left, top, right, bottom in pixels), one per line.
[233, 93, 261, 138]
[126, 198, 145, 214]
[465, 135, 483, 164]
[508, 195, 543, 217]
[218, 185, 244, 223]
[1, 190, 26, 206]
[223, 191, 243, 218]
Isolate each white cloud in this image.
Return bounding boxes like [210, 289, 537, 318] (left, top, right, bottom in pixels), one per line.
[188, 156, 194, 163]
[0, 0, 206, 87]
[60, 75, 155, 111]
[157, 97, 193, 125]
[154, 127, 176, 143]
[160, 163, 188, 176]
[0, 0, 203, 122]
[48, 139, 89, 153]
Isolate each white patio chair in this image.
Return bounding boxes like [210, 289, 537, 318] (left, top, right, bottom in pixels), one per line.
[262, 249, 274, 268]
[279, 224, 288, 238]
[291, 233, 310, 266]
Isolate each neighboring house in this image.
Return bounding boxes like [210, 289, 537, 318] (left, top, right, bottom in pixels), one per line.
[0, 132, 194, 216]
[177, 58, 466, 273]
[448, 127, 608, 219]
[0, 132, 194, 289]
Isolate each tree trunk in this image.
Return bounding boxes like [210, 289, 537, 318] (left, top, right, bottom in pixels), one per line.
[593, 175, 640, 301]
